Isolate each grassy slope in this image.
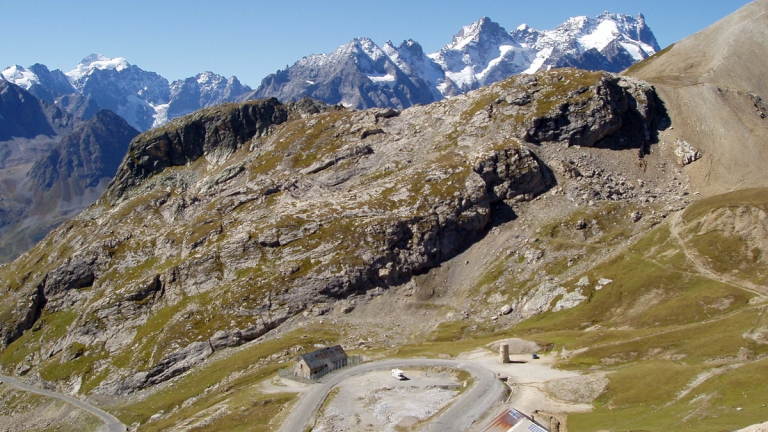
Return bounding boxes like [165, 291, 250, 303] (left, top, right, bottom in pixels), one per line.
[505, 188, 768, 431]
[120, 195, 768, 431]
[133, 187, 767, 432]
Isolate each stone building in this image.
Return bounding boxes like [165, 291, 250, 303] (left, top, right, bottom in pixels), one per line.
[292, 345, 348, 380]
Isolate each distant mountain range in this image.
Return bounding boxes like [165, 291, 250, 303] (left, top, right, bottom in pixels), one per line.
[2, 12, 658, 131]
[253, 13, 659, 109]
[1, 56, 252, 132]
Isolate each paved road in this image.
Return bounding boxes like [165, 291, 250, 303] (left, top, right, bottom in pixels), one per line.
[278, 358, 505, 432]
[0, 374, 126, 432]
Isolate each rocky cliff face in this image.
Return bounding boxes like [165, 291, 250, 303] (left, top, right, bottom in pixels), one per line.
[0, 69, 665, 396]
[625, 0, 768, 195]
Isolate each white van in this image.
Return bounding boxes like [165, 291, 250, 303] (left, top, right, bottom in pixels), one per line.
[391, 369, 405, 380]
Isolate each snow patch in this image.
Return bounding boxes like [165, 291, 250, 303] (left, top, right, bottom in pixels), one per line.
[620, 43, 645, 61]
[444, 66, 478, 90]
[523, 47, 553, 74]
[1, 65, 40, 89]
[578, 20, 620, 51]
[638, 41, 657, 56]
[115, 94, 156, 131]
[67, 54, 130, 82]
[151, 103, 170, 129]
[367, 74, 397, 87]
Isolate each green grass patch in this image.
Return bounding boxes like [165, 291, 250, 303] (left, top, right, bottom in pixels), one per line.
[0, 309, 78, 369]
[114, 326, 340, 428]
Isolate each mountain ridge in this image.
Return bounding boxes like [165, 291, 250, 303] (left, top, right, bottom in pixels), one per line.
[3, 11, 659, 128]
[253, 12, 659, 109]
[625, 0, 768, 195]
[2, 57, 253, 132]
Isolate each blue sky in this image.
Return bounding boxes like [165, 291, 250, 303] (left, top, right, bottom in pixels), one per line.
[0, 0, 752, 87]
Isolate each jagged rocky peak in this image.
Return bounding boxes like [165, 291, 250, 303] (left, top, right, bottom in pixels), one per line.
[429, 17, 529, 92]
[392, 39, 424, 57]
[168, 71, 253, 120]
[447, 16, 517, 50]
[27, 64, 77, 100]
[254, 11, 659, 109]
[252, 35, 436, 110]
[540, 12, 659, 59]
[511, 23, 540, 46]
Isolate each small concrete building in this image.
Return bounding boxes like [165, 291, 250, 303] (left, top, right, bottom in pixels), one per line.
[292, 345, 348, 380]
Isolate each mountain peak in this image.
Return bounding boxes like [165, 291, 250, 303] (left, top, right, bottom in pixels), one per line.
[396, 39, 425, 57]
[77, 54, 130, 70]
[1, 65, 40, 89]
[448, 16, 512, 50]
[67, 54, 130, 83]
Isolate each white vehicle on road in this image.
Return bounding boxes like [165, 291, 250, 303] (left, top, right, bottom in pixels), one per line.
[391, 369, 406, 380]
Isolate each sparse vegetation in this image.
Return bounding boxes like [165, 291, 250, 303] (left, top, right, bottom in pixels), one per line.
[0, 48, 766, 432]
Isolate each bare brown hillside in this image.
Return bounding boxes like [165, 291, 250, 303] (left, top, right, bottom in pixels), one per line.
[625, 0, 768, 195]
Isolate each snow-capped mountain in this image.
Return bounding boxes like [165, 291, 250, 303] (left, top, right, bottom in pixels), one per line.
[1, 64, 76, 103]
[1, 12, 659, 123]
[427, 17, 534, 94]
[511, 12, 659, 73]
[167, 72, 252, 120]
[249, 37, 434, 109]
[65, 54, 171, 131]
[1, 55, 252, 131]
[255, 12, 659, 109]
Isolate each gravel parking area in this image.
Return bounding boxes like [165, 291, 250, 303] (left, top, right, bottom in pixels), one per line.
[312, 368, 464, 432]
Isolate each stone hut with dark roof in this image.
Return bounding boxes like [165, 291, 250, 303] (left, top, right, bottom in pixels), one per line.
[292, 345, 348, 380]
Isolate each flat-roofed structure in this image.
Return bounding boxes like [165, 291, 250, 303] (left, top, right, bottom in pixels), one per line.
[483, 408, 550, 432]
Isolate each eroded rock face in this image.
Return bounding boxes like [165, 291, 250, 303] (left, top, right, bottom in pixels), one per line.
[107, 97, 290, 201]
[520, 75, 659, 148]
[0, 69, 666, 394]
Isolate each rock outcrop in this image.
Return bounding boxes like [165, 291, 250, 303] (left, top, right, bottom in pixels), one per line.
[107, 98, 289, 201]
